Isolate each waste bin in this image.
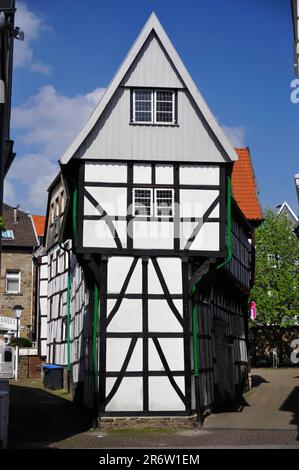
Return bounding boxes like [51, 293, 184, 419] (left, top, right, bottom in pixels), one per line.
[43, 364, 64, 390]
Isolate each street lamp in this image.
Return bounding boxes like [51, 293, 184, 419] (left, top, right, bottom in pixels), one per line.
[13, 305, 23, 381]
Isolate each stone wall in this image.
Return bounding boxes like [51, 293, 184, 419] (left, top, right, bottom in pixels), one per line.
[249, 326, 299, 367]
[0, 250, 34, 338]
[18, 354, 42, 380]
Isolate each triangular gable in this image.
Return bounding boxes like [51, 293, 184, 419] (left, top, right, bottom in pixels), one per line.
[122, 31, 184, 88]
[60, 12, 238, 165]
[276, 201, 298, 222]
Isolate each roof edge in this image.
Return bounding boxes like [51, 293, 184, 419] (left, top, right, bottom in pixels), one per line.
[60, 13, 238, 165]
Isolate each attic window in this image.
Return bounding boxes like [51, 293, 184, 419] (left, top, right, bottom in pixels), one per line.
[1, 229, 14, 240]
[132, 89, 176, 125]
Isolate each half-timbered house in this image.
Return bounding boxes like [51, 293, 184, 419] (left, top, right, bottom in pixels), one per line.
[37, 14, 262, 423]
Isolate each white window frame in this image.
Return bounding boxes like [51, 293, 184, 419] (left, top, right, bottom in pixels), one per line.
[6, 271, 21, 294]
[154, 90, 176, 125]
[132, 89, 176, 125]
[133, 188, 153, 217]
[133, 89, 154, 124]
[1, 229, 14, 240]
[154, 188, 174, 218]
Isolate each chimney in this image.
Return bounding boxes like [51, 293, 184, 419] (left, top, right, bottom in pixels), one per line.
[13, 204, 20, 224]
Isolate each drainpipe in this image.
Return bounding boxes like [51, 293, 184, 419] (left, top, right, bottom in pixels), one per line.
[92, 284, 99, 429]
[190, 174, 232, 425]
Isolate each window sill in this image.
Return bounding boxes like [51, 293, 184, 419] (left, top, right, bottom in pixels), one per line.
[129, 122, 179, 128]
[4, 292, 23, 296]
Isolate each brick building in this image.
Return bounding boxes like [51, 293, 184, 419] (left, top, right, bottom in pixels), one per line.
[0, 203, 38, 342]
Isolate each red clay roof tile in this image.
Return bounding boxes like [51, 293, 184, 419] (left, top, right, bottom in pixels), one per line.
[32, 215, 46, 237]
[232, 147, 263, 221]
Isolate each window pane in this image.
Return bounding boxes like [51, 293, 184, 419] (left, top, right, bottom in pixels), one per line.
[135, 101, 151, 112]
[134, 90, 153, 122]
[156, 101, 173, 112]
[134, 189, 152, 216]
[1, 230, 14, 240]
[135, 90, 152, 101]
[135, 112, 152, 122]
[6, 272, 20, 293]
[156, 112, 173, 123]
[156, 91, 173, 101]
[156, 190, 173, 216]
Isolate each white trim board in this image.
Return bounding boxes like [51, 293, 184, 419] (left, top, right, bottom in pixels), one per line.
[60, 12, 238, 165]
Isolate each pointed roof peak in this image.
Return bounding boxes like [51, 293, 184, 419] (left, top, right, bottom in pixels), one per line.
[60, 14, 238, 165]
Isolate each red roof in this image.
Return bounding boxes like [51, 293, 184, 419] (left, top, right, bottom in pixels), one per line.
[232, 147, 263, 221]
[32, 215, 46, 237]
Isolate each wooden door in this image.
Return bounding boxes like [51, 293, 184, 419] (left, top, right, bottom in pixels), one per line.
[28, 356, 41, 378]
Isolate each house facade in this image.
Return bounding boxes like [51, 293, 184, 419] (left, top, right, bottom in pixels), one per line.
[0, 203, 38, 343]
[37, 14, 262, 421]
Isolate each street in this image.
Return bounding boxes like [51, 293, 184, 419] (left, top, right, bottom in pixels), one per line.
[7, 368, 299, 449]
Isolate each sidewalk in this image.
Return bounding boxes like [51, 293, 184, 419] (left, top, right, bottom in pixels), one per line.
[204, 368, 299, 431]
[7, 369, 299, 449]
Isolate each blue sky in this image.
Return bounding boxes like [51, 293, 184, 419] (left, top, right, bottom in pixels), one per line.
[4, 0, 299, 214]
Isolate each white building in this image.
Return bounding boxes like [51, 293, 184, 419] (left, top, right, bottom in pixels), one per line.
[37, 14, 262, 424]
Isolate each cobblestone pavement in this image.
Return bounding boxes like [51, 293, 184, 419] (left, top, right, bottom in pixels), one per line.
[7, 368, 299, 449]
[204, 368, 299, 431]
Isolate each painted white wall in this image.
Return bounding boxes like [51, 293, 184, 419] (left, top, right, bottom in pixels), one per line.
[106, 338, 143, 372]
[107, 257, 142, 293]
[180, 165, 219, 185]
[133, 164, 152, 184]
[84, 187, 127, 216]
[148, 299, 183, 332]
[106, 377, 143, 411]
[149, 376, 185, 411]
[83, 220, 127, 248]
[107, 299, 143, 333]
[85, 163, 127, 183]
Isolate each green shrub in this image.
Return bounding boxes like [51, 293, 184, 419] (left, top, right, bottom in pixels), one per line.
[9, 337, 32, 348]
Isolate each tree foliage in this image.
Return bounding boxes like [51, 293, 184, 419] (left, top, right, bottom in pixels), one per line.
[250, 209, 299, 326]
[9, 337, 32, 348]
[0, 216, 4, 231]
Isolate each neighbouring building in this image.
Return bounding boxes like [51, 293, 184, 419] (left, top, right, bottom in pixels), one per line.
[275, 201, 299, 238]
[0, 203, 39, 343]
[32, 215, 46, 246]
[275, 201, 298, 229]
[36, 14, 263, 423]
[0, 0, 23, 267]
[32, 214, 46, 347]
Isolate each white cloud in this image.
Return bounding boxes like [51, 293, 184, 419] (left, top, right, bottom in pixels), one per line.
[14, 1, 51, 75]
[12, 85, 105, 157]
[221, 125, 246, 147]
[6, 86, 105, 213]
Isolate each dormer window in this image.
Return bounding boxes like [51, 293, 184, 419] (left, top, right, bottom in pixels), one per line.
[1, 229, 14, 240]
[132, 89, 176, 125]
